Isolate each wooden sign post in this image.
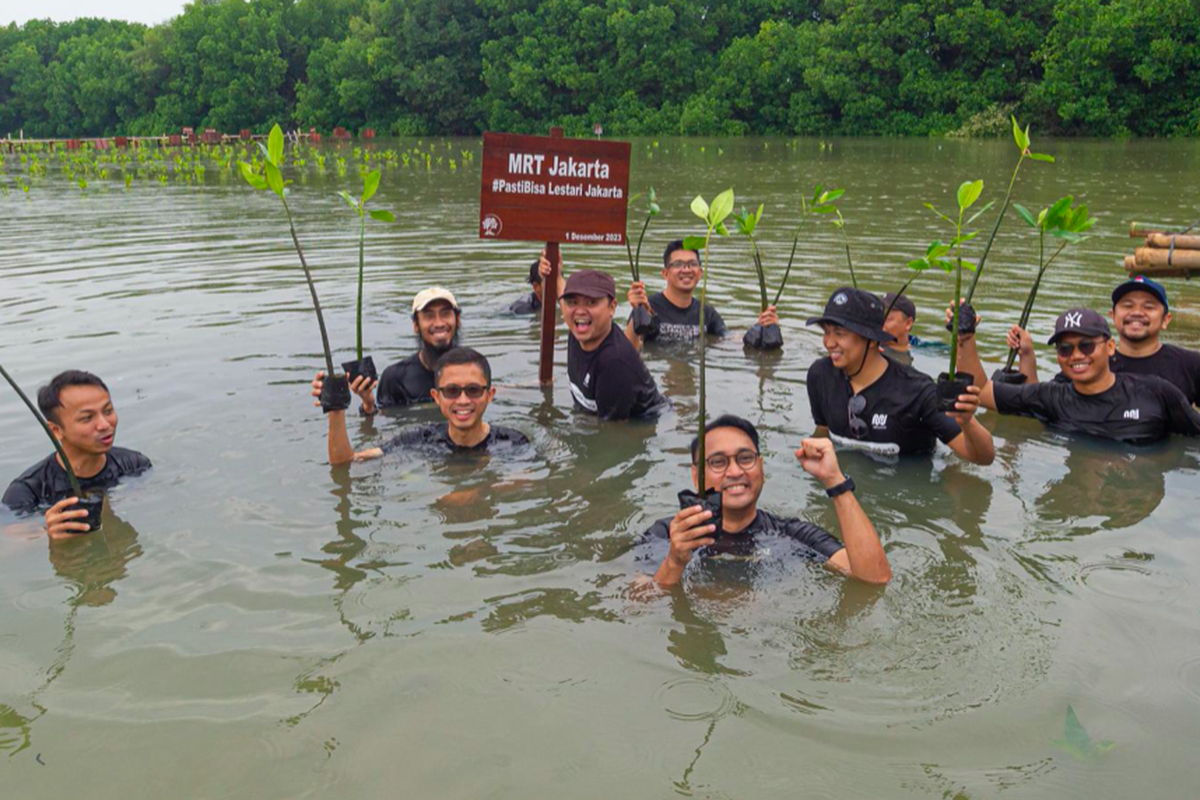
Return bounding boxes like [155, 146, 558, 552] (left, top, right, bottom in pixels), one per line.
[480, 128, 632, 384]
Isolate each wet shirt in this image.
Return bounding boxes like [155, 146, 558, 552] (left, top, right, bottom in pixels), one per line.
[1112, 344, 1200, 406]
[379, 422, 530, 454]
[806, 357, 963, 456]
[994, 372, 1200, 444]
[509, 292, 541, 315]
[376, 353, 435, 408]
[638, 509, 843, 579]
[633, 292, 727, 342]
[567, 325, 668, 420]
[2, 447, 152, 513]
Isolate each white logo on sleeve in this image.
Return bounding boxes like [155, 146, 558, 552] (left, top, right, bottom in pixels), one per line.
[872, 413, 888, 429]
[1064, 312, 1083, 328]
[1124, 408, 1140, 420]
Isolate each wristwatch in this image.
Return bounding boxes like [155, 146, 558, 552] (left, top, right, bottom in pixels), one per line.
[825, 474, 855, 498]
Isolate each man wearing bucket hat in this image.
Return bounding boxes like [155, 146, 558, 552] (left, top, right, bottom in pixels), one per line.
[558, 269, 668, 420]
[804, 287, 994, 463]
[351, 287, 462, 413]
[960, 307, 1200, 443]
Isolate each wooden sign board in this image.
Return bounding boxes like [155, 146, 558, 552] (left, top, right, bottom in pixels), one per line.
[479, 132, 632, 245]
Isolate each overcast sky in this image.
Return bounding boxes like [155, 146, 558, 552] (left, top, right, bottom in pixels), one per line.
[2, 1, 190, 27]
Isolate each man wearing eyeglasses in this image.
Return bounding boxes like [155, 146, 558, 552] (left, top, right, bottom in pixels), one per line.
[804, 288, 995, 464]
[958, 308, 1200, 443]
[312, 347, 528, 462]
[643, 414, 891, 586]
[625, 240, 739, 350]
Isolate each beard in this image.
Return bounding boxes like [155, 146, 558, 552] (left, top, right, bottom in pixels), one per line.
[418, 331, 459, 363]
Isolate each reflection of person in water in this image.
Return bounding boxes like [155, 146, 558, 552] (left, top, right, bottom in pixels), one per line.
[46, 508, 143, 607]
[1036, 438, 1184, 531]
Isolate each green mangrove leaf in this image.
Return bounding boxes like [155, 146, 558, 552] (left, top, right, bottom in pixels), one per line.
[715, 222, 730, 237]
[966, 199, 996, 226]
[924, 202, 954, 225]
[238, 161, 267, 191]
[819, 188, 844, 205]
[338, 190, 358, 210]
[709, 188, 735, 226]
[363, 170, 381, 203]
[1012, 115, 1029, 151]
[1046, 195, 1074, 225]
[961, 259, 977, 271]
[734, 209, 755, 235]
[1052, 705, 1115, 762]
[649, 186, 660, 215]
[1012, 203, 1038, 228]
[1030, 153, 1055, 163]
[369, 209, 395, 223]
[264, 161, 284, 197]
[810, 184, 824, 203]
[811, 205, 837, 214]
[268, 124, 284, 167]
[907, 258, 931, 271]
[690, 195, 710, 220]
[682, 235, 707, 252]
[956, 179, 984, 211]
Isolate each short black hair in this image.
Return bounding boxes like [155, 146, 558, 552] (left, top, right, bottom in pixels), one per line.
[663, 239, 702, 269]
[690, 414, 759, 464]
[433, 347, 492, 385]
[37, 370, 110, 425]
[527, 260, 541, 285]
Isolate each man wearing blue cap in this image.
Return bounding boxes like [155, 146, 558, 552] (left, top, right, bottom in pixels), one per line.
[1109, 276, 1200, 405]
[961, 307, 1200, 443]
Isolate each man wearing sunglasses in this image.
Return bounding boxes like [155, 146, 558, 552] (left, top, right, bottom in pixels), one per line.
[804, 288, 994, 464]
[624, 240, 734, 350]
[643, 414, 891, 586]
[313, 347, 528, 463]
[959, 308, 1200, 443]
[348, 287, 464, 414]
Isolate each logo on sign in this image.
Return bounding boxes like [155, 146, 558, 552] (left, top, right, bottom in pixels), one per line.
[481, 214, 503, 237]
[834, 293, 848, 306]
[1064, 311, 1083, 328]
[872, 413, 888, 429]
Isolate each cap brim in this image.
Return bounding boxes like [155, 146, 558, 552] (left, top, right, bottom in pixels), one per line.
[806, 315, 896, 343]
[1047, 327, 1111, 345]
[1112, 283, 1168, 310]
[561, 290, 612, 300]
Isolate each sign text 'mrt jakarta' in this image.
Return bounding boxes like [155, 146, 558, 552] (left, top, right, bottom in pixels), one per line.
[479, 132, 632, 245]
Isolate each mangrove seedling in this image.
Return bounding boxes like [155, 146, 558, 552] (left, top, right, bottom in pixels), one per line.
[0, 364, 103, 532]
[960, 115, 1055, 316]
[1052, 705, 1114, 762]
[924, 179, 990, 410]
[625, 187, 661, 337]
[337, 168, 395, 384]
[993, 196, 1095, 384]
[682, 188, 735, 501]
[238, 124, 349, 413]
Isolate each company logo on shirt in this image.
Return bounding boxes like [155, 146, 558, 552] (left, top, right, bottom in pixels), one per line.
[658, 322, 701, 340]
[1124, 408, 1140, 420]
[1064, 311, 1083, 328]
[871, 413, 888, 429]
[569, 381, 598, 412]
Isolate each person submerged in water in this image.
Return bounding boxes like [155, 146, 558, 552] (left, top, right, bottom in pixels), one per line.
[957, 307, 1200, 443]
[641, 414, 891, 587]
[350, 287, 463, 413]
[623, 239, 731, 349]
[805, 287, 995, 464]
[2, 370, 151, 537]
[313, 347, 529, 463]
[509, 260, 544, 316]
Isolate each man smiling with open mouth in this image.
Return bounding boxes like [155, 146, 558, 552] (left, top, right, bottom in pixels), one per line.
[961, 307, 1200, 443]
[559, 269, 667, 421]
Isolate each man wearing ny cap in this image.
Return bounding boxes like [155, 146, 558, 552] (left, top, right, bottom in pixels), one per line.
[804, 287, 994, 463]
[352, 287, 462, 413]
[959, 307, 1200, 443]
[558, 269, 668, 420]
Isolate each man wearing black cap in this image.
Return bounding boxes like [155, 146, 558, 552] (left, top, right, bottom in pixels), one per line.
[959, 307, 1200, 443]
[880, 292, 918, 365]
[558, 269, 668, 420]
[805, 287, 994, 463]
[509, 260, 543, 315]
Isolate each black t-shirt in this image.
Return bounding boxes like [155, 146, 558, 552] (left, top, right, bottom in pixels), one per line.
[376, 353, 436, 408]
[1112, 344, 1200, 406]
[509, 292, 541, 315]
[631, 292, 727, 342]
[994, 372, 1200, 443]
[806, 357, 963, 456]
[379, 422, 530, 454]
[567, 325, 668, 420]
[2, 446, 152, 513]
[639, 509, 843, 575]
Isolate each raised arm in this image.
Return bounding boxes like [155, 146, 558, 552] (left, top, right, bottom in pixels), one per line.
[1007, 325, 1039, 383]
[795, 438, 891, 584]
[311, 372, 383, 465]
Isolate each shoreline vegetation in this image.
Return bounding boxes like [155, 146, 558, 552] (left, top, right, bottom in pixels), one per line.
[2, 0, 1199, 141]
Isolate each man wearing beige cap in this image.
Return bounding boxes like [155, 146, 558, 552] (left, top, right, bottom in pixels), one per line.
[353, 287, 462, 413]
[559, 270, 667, 420]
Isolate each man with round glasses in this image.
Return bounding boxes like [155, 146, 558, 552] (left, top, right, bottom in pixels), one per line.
[958, 308, 1200, 443]
[642, 414, 891, 586]
[312, 347, 528, 462]
[804, 287, 994, 464]
[623, 239, 739, 349]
